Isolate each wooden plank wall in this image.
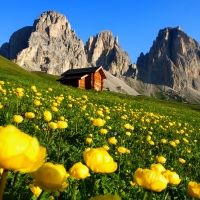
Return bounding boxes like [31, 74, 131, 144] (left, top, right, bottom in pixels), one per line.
[79, 78, 85, 89]
[94, 71, 102, 91]
[85, 75, 92, 89]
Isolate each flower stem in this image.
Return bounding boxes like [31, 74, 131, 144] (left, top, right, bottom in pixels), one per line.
[0, 169, 8, 200]
[161, 188, 168, 200]
[57, 130, 63, 162]
[71, 180, 78, 200]
[90, 173, 96, 198]
[142, 190, 148, 200]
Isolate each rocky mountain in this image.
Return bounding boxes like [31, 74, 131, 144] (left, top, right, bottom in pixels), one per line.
[85, 30, 133, 76]
[0, 11, 87, 74]
[1, 11, 200, 103]
[130, 26, 200, 102]
[0, 11, 131, 76]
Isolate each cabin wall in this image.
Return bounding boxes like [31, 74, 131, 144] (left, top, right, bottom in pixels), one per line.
[85, 75, 92, 89]
[79, 78, 85, 89]
[94, 71, 102, 91]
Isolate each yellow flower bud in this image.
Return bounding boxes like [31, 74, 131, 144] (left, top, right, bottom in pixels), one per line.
[30, 185, 42, 197]
[134, 168, 168, 192]
[69, 162, 90, 180]
[188, 181, 200, 199]
[178, 158, 186, 164]
[156, 156, 167, 164]
[44, 110, 52, 122]
[100, 129, 108, 134]
[86, 138, 93, 144]
[13, 115, 23, 124]
[25, 112, 35, 119]
[93, 118, 106, 127]
[108, 137, 118, 145]
[0, 125, 46, 172]
[150, 163, 166, 173]
[49, 122, 58, 130]
[117, 147, 127, 154]
[57, 121, 68, 129]
[83, 148, 117, 173]
[29, 162, 68, 192]
[162, 170, 181, 185]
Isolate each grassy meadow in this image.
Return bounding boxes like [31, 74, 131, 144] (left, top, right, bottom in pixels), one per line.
[1, 55, 200, 199]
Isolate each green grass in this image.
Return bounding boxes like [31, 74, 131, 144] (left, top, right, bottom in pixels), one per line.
[1, 56, 200, 199]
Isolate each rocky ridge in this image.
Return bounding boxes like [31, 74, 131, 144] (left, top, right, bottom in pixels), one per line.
[1, 11, 87, 75]
[85, 30, 133, 76]
[1, 11, 200, 102]
[132, 26, 200, 102]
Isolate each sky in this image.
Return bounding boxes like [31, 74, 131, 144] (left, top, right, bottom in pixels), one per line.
[0, 0, 200, 63]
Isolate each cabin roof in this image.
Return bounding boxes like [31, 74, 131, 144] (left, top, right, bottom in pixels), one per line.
[57, 74, 88, 81]
[61, 66, 106, 77]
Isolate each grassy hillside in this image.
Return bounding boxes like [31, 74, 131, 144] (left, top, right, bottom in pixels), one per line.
[1, 55, 200, 199]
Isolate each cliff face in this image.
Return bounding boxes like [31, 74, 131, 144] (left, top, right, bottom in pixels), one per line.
[0, 11, 132, 76]
[0, 11, 87, 75]
[1, 11, 200, 102]
[85, 30, 133, 76]
[136, 27, 200, 92]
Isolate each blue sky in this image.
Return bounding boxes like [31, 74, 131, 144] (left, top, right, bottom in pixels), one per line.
[0, 0, 200, 63]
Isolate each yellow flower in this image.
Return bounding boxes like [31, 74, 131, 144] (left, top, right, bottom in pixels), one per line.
[124, 123, 134, 130]
[83, 148, 117, 173]
[51, 106, 58, 112]
[0, 168, 3, 176]
[162, 170, 181, 185]
[146, 135, 151, 142]
[125, 132, 131, 136]
[25, 112, 35, 119]
[59, 116, 65, 121]
[93, 118, 106, 127]
[29, 162, 68, 192]
[108, 137, 118, 145]
[178, 158, 186, 164]
[130, 181, 136, 186]
[49, 122, 58, 130]
[100, 129, 108, 134]
[156, 156, 167, 164]
[69, 162, 90, 180]
[44, 110, 52, 122]
[13, 115, 24, 124]
[149, 140, 155, 145]
[134, 168, 168, 192]
[126, 149, 131, 154]
[103, 145, 110, 151]
[57, 121, 68, 129]
[0, 125, 46, 172]
[90, 194, 121, 200]
[188, 181, 200, 199]
[117, 147, 127, 154]
[31, 86, 37, 91]
[30, 184, 42, 197]
[15, 88, 24, 97]
[34, 100, 41, 106]
[160, 139, 167, 144]
[169, 141, 176, 147]
[68, 104, 72, 108]
[86, 138, 93, 144]
[150, 163, 166, 173]
[174, 139, 180, 144]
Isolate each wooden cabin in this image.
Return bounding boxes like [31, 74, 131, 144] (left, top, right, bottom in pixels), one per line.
[57, 66, 106, 91]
